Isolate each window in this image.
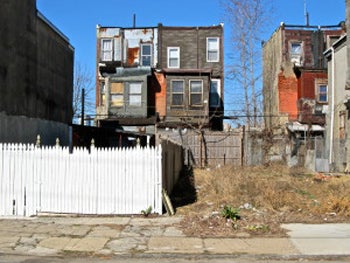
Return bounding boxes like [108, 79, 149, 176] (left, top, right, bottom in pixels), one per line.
[171, 80, 184, 106]
[141, 44, 152, 66]
[128, 82, 142, 106]
[290, 42, 302, 56]
[101, 39, 113, 61]
[100, 82, 105, 106]
[317, 84, 328, 103]
[168, 47, 180, 68]
[207, 37, 220, 62]
[189, 80, 203, 106]
[110, 82, 124, 107]
[210, 79, 221, 107]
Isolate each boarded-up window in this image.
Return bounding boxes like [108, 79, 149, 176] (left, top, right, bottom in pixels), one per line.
[110, 82, 124, 107]
[129, 82, 142, 106]
[100, 82, 105, 106]
[101, 39, 113, 61]
[190, 80, 203, 106]
[171, 80, 184, 106]
[114, 37, 122, 61]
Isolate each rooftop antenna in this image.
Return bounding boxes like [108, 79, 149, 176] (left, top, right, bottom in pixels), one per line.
[133, 14, 136, 28]
[304, 0, 309, 26]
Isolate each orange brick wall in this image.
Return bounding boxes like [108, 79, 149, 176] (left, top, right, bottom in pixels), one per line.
[154, 72, 167, 118]
[278, 73, 298, 121]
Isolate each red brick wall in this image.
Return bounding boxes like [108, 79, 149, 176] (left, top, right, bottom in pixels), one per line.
[299, 71, 327, 99]
[278, 73, 298, 120]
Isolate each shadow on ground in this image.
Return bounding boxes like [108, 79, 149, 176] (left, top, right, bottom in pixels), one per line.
[170, 166, 197, 212]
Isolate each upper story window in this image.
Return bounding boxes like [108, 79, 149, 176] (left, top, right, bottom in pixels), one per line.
[290, 42, 302, 56]
[101, 39, 113, 61]
[317, 83, 328, 103]
[210, 79, 221, 107]
[207, 37, 220, 62]
[128, 82, 142, 107]
[110, 82, 124, 107]
[141, 44, 152, 66]
[100, 82, 106, 106]
[189, 80, 203, 106]
[168, 47, 180, 68]
[171, 80, 184, 106]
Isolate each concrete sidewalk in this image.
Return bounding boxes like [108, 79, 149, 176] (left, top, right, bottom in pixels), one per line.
[0, 216, 349, 259]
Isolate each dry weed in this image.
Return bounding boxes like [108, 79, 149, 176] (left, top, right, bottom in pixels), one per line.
[174, 164, 350, 237]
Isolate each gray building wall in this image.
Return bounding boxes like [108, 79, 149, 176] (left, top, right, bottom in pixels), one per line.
[159, 25, 223, 77]
[262, 27, 284, 130]
[158, 25, 224, 130]
[325, 35, 349, 172]
[0, 0, 74, 145]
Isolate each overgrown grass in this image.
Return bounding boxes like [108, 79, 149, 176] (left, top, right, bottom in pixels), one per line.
[176, 164, 350, 222]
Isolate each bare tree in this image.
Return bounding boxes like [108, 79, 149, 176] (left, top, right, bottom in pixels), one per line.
[223, 0, 273, 129]
[72, 61, 95, 124]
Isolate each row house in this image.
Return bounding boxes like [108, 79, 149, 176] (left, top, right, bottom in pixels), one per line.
[95, 23, 224, 142]
[262, 21, 345, 167]
[263, 22, 345, 134]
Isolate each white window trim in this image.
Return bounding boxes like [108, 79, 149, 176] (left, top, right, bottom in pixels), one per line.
[128, 82, 143, 107]
[140, 43, 152, 66]
[189, 79, 203, 106]
[210, 79, 221, 107]
[167, 47, 180, 68]
[101, 38, 113, 61]
[207, 37, 220, 62]
[315, 79, 328, 104]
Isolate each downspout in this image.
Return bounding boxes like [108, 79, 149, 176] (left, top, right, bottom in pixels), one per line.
[329, 47, 335, 165]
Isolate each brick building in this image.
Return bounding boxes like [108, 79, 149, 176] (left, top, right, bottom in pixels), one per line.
[263, 23, 345, 133]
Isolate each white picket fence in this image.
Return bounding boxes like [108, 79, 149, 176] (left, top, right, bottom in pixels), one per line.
[0, 143, 162, 216]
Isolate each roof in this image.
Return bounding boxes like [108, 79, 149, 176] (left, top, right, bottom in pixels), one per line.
[287, 121, 324, 132]
[160, 68, 213, 74]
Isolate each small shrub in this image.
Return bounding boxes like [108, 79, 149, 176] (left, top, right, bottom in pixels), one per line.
[141, 206, 152, 217]
[221, 205, 241, 221]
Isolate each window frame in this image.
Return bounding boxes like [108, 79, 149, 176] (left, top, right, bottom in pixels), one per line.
[315, 81, 328, 104]
[101, 38, 113, 62]
[100, 81, 106, 106]
[207, 37, 220, 62]
[189, 79, 203, 107]
[209, 79, 221, 107]
[167, 47, 180, 68]
[140, 43, 152, 66]
[128, 82, 142, 107]
[110, 82, 124, 107]
[171, 79, 184, 106]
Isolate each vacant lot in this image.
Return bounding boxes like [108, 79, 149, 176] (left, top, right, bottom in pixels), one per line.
[172, 164, 350, 237]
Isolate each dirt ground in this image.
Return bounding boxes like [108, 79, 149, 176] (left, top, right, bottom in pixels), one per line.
[170, 164, 350, 238]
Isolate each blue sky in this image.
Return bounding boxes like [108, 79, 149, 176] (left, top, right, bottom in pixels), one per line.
[36, 0, 346, 118]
